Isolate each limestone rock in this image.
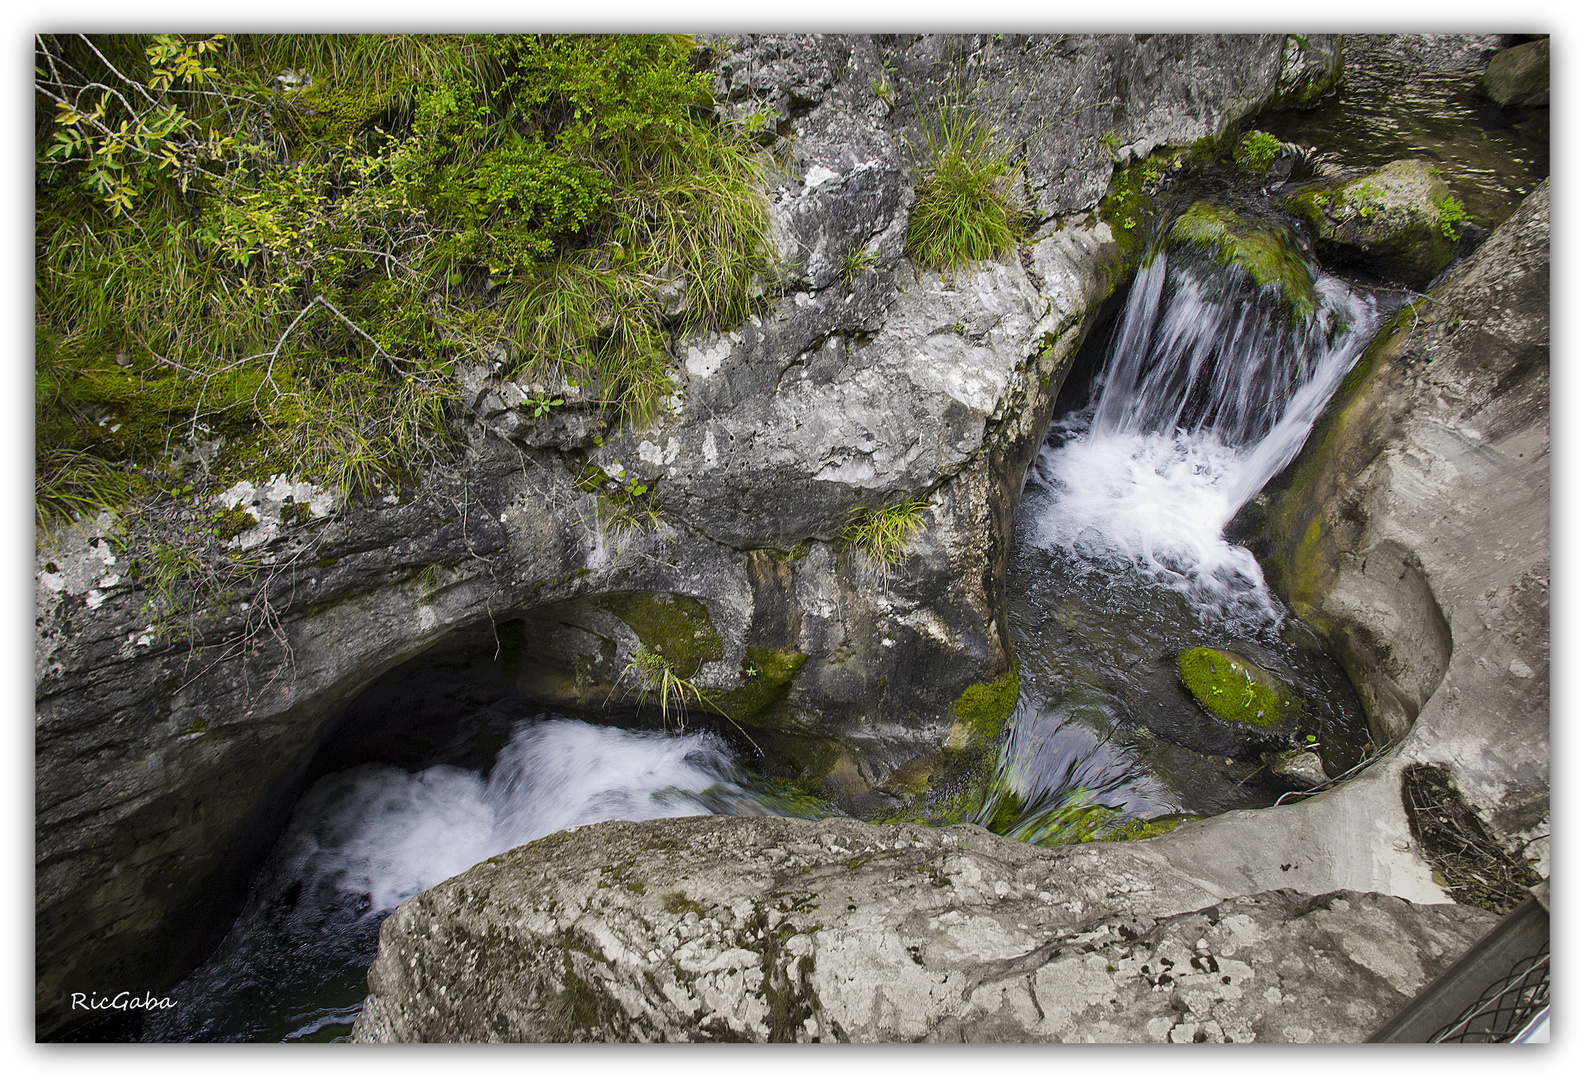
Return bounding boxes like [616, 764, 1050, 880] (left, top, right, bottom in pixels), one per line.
[1479, 38, 1549, 108]
[1265, 749, 1330, 790]
[351, 815, 1497, 1042]
[1265, 180, 1549, 835]
[1286, 159, 1458, 287]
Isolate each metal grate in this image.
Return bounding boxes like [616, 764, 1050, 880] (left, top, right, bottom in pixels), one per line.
[1428, 948, 1550, 1043]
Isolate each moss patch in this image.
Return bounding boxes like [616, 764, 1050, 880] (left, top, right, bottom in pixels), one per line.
[712, 647, 807, 723]
[951, 666, 1019, 743]
[1178, 647, 1299, 729]
[1169, 202, 1317, 317]
[598, 592, 721, 678]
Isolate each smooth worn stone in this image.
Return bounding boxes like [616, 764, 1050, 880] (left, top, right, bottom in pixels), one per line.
[1479, 37, 1549, 108]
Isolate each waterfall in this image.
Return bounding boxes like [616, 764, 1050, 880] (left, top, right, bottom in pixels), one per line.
[145, 718, 761, 1042]
[1026, 235, 1379, 631]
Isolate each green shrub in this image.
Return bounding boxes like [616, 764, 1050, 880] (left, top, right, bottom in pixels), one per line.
[904, 101, 1025, 271]
[1438, 195, 1468, 240]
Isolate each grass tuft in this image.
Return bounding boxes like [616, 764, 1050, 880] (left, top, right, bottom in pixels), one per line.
[843, 496, 931, 567]
[904, 100, 1025, 272]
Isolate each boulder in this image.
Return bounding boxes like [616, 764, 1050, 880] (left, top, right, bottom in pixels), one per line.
[1286, 159, 1459, 287]
[351, 815, 1497, 1042]
[1264, 180, 1549, 838]
[1479, 37, 1549, 108]
[1178, 647, 1301, 731]
[1271, 34, 1344, 110]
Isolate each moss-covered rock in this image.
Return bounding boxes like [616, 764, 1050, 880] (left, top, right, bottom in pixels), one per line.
[712, 647, 807, 723]
[1270, 34, 1344, 110]
[1479, 37, 1549, 109]
[945, 666, 1019, 749]
[1285, 160, 1457, 287]
[1178, 647, 1300, 729]
[597, 592, 721, 678]
[1168, 202, 1318, 317]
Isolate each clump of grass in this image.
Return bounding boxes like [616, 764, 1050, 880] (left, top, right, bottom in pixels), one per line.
[843, 496, 931, 567]
[904, 101, 1025, 271]
[622, 643, 711, 726]
[1438, 195, 1468, 240]
[838, 244, 876, 284]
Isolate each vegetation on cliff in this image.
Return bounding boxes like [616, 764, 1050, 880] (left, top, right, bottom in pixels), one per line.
[36, 33, 770, 529]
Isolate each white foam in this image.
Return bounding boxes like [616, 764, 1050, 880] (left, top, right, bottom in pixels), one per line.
[1029, 250, 1377, 631]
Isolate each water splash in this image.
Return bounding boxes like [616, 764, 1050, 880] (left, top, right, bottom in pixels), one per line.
[1027, 243, 1378, 631]
[146, 718, 760, 1042]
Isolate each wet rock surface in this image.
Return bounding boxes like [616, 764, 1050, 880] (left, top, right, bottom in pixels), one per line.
[1479, 38, 1549, 109]
[351, 815, 1496, 1043]
[35, 33, 1547, 1042]
[1286, 158, 1458, 287]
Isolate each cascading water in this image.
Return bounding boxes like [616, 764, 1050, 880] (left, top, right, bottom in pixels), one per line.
[141, 716, 776, 1042]
[992, 221, 1383, 835]
[1030, 248, 1378, 630]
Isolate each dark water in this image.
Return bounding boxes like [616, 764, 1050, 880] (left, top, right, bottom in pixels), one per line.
[1262, 34, 1548, 232]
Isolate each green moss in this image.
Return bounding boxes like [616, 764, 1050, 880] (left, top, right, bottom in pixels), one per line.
[662, 891, 707, 917]
[952, 665, 1019, 742]
[1178, 647, 1299, 729]
[1097, 154, 1170, 259]
[211, 502, 258, 542]
[598, 592, 721, 678]
[1169, 202, 1317, 317]
[712, 647, 807, 723]
[1096, 813, 1198, 842]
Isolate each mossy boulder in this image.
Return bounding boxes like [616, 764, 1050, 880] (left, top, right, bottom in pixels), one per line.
[1178, 647, 1300, 730]
[1479, 38, 1549, 109]
[1285, 160, 1458, 287]
[1168, 202, 1318, 317]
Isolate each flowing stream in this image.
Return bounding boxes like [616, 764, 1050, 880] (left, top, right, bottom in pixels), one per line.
[142, 717, 773, 1042]
[988, 235, 1383, 835]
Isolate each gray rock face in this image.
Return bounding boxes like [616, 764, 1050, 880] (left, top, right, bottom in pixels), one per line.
[351, 815, 1496, 1042]
[49, 32, 1258, 1035]
[352, 178, 1553, 1046]
[1480, 37, 1549, 108]
[1265, 180, 1549, 847]
[1286, 159, 1459, 287]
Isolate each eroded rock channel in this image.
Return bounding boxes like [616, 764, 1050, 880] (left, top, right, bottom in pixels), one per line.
[35, 33, 1548, 1042]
